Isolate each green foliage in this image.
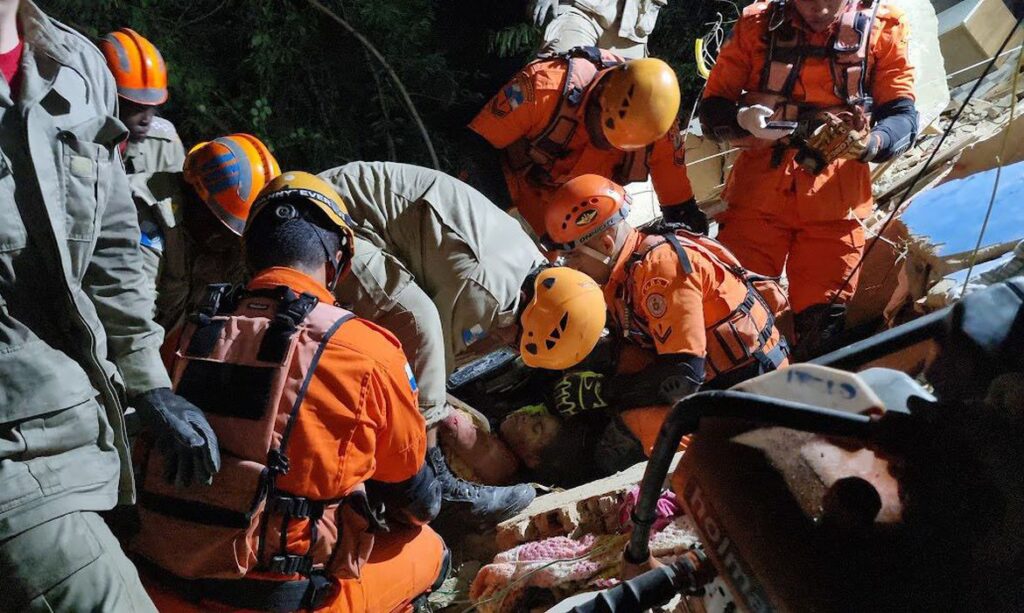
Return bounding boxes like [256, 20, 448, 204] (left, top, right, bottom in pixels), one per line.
[47, 0, 712, 173]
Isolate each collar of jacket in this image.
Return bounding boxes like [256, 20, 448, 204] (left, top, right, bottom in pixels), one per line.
[247, 266, 335, 304]
[18, 1, 74, 66]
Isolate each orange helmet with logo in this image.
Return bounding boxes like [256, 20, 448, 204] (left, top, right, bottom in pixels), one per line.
[519, 267, 606, 370]
[183, 134, 281, 236]
[99, 28, 168, 105]
[247, 171, 357, 281]
[598, 58, 681, 151]
[542, 174, 630, 252]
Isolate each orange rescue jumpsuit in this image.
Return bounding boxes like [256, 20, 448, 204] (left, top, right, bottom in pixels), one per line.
[704, 1, 914, 313]
[470, 56, 694, 235]
[144, 268, 445, 613]
[605, 231, 788, 452]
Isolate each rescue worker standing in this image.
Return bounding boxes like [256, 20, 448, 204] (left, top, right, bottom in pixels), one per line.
[133, 172, 448, 613]
[542, 175, 789, 452]
[154, 133, 280, 330]
[700, 0, 918, 357]
[0, 2, 220, 610]
[528, 0, 669, 59]
[319, 161, 541, 522]
[99, 28, 185, 290]
[469, 53, 705, 238]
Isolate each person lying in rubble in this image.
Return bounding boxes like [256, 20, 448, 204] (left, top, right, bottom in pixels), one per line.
[317, 162, 593, 524]
[538, 174, 791, 454]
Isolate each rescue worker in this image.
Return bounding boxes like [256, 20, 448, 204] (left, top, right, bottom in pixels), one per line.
[0, 2, 220, 610]
[528, 0, 668, 59]
[98, 28, 186, 290]
[133, 172, 448, 613]
[699, 0, 918, 357]
[468, 52, 705, 238]
[318, 161, 544, 522]
[154, 133, 280, 330]
[542, 175, 790, 452]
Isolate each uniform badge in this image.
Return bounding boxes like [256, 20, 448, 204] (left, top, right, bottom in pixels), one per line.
[645, 292, 668, 318]
[490, 76, 532, 118]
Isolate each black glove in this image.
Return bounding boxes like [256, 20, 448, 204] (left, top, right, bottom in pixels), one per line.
[132, 388, 221, 487]
[551, 371, 609, 418]
[661, 200, 710, 235]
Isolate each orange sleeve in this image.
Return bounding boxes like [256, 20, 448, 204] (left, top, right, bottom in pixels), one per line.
[631, 244, 708, 357]
[870, 10, 916, 105]
[703, 14, 756, 102]
[649, 119, 695, 205]
[469, 70, 561, 148]
[367, 340, 427, 484]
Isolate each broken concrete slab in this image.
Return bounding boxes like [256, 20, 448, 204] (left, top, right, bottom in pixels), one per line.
[890, 0, 950, 127]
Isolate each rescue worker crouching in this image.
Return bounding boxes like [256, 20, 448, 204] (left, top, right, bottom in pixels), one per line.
[699, 0, 919, 358]
[467, 51, 707, 238]
[99, 27, 186, 291]
[131, 171, 449, 613]
[154, 133, 281, 331]
[540, 174, 790, 453]
[319, 162, 543, 524]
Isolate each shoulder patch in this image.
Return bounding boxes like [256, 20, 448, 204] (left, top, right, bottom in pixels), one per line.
[148, 116, 180, 140]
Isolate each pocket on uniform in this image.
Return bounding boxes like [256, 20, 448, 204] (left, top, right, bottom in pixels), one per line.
[58, 115, 123, 242]
[0, 151, 27, 252]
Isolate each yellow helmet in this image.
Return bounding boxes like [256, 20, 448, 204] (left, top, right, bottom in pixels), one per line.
[246, 171, 356, 280]
[519, 267, 606, 370]
[598, 58, 681, 151]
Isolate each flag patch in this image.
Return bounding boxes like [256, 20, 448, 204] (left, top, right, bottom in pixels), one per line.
[405, 363, 418, 392]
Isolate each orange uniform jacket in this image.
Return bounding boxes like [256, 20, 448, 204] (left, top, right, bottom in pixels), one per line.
[145, 267, 441, 613]
[470, 57, 694, 234]
[247, 267, 427, 496]
[704, 1, 914, 222]
[606, 231, 759, 369]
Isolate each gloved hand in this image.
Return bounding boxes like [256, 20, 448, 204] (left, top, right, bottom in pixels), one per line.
[132, 388, 221, 487]
[736, 104, 795, 141]
[841, 130, 881, 162]
[529, 0, 559, 27]
[551, 371, 608, 418]
[661, 200, 710, 235]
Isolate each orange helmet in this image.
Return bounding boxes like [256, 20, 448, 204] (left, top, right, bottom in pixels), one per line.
[247, 171, 357, 282]
[99, 28, 168, 105]
[183, 134, 281, 236]
[542, 174, 630, 252]
[519, 267, 606, 370]
[598, 58, 681, 151]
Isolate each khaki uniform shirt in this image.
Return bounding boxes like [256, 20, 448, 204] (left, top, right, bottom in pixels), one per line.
[124, 117, 185, 301]
[320, 162, 544, 422]
[0, 1, 169, 537]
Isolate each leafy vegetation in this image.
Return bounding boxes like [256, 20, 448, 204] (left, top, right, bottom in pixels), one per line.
[49, 0, 712, 173]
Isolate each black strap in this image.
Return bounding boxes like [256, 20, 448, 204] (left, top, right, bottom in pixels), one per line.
[138, 558, 336, 613]
[257, 311, 356, 573]
[185, 283, 235, 358]
[662, 232, 694, 275]
[257, 291, 320, 363]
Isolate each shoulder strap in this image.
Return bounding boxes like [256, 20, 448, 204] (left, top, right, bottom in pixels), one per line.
[270, 312, 356, 474]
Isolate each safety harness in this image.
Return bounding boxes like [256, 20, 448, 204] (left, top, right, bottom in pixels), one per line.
[505, 46, 651, 187]
[620, 225, 790, 380]
[752, 0, 880, 121]
[133, 284, 385, 612]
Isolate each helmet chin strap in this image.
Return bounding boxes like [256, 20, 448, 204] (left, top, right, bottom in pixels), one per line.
[577, 242, 614, 267]
[309, 223, 345, 293]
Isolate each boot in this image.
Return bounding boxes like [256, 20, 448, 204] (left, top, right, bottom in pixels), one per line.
[793, 303, 847, 361]
[427, 446, 535, 524]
